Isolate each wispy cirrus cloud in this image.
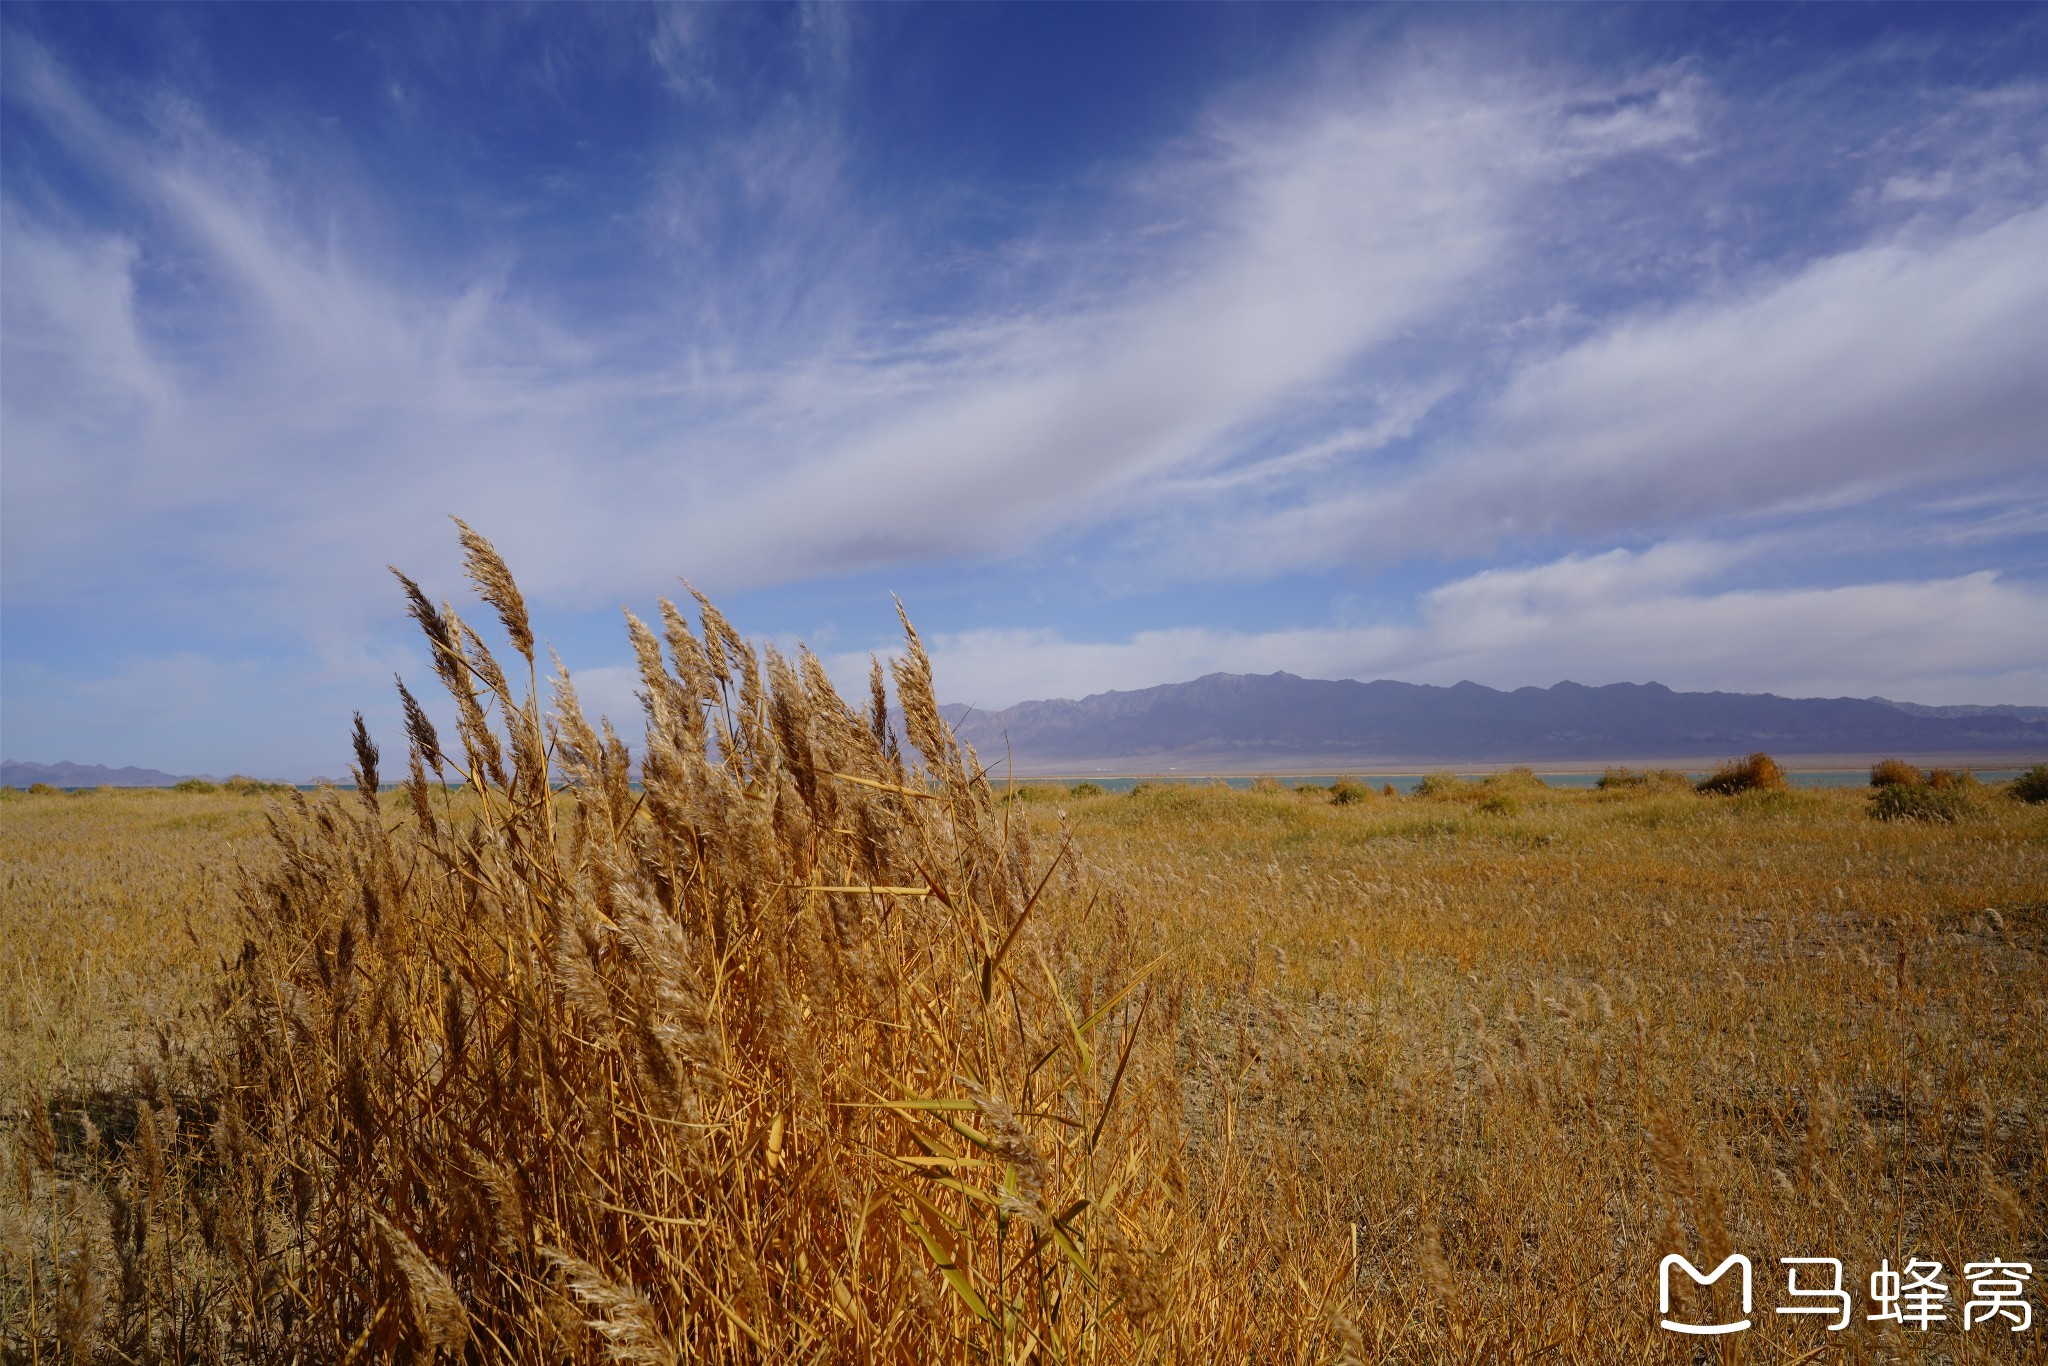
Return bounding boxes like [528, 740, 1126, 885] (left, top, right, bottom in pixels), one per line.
[1208, 199, 2048, 575]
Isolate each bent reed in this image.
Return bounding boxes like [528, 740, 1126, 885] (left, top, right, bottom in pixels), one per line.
[5, 528, 1184, 1362]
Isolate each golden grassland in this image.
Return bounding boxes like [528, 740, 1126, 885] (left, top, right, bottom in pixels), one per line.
[9, 776, 2045, 1362]
[1, 533, 2042, 1363]
[1, 789, 268, 1095]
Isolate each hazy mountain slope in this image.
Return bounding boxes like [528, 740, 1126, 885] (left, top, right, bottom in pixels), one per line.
[2, 760, 194, 788]
[940, 674, 2048, 768]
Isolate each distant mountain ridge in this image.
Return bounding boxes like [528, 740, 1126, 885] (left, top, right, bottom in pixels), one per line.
[939, 674, 2048, 772]
[1868, 698, 2048, 724]
[2, 759, 200, 788]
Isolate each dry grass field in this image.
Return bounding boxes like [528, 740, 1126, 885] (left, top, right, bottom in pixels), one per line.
[3, 536, 2043, 1363]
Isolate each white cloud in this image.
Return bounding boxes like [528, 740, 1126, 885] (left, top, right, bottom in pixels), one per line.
[1240, 201, 2048, 571]
[891, 544, 2048, 709]
[2, 37, 1718, 628]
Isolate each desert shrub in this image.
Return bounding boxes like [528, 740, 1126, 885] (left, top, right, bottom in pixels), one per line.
[1870, 782, 1975, 823]
[2012, 763, 2048, 804]
[1600, 767, 1693, 793]
[1869, 758, 1921, 788]
[1414, 772, 1467, 799]
[1924, 768, 1982, 791]
[1068, 780, 1105, 798]
[171, 777, 217, 793]
[1249, 775, 1285, 796]
[26, 782, 59, 796]
[222, 774, 292, 796]
[1696, 752, 1786, 796]
[1381, 781, 1397, 796]
[1329, 776, 1370, 805]
[1001, 781, 1063, 804]
[12, 526, 1177, 1362]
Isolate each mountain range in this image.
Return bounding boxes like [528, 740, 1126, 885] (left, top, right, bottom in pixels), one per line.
[939, 674, 2048, 774]
[2, 759, 201, 788]
[11, 677, 2047, 786]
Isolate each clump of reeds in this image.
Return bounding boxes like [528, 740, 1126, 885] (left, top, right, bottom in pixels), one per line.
[1869, 781, 1976, 823]
[1327, 777, 1370, 806]
[1694, 751, 1785, 795]
[1598, 766, 1689, 791]
[220, 774, 292, 796]
[1412, 772, 1467, 799]
[13, 526, 1180, 1361]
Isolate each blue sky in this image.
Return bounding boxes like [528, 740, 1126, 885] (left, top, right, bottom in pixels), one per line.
[3, 3, 2045, 778]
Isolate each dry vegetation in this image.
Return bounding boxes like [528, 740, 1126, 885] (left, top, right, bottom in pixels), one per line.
[3, 536, 2045, 1363]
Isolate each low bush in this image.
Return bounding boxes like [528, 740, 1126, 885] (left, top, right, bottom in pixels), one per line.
[1414, 772, 1467, 798]
[1329, 776, 1371, 805]
[26, 781, 59, 796]
[2012, 763, 2048, 804]
[222, 774, 293, 795]
[1068, 780, 1105, 798]
[171, 777, 218, 793]
[1696, 752, 1786, 796]
[1870, 782, 1975, 823]
[1869, 757, 1921, 788]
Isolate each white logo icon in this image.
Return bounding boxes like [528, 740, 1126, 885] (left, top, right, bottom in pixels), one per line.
[1660, 1254, 1753, 1335]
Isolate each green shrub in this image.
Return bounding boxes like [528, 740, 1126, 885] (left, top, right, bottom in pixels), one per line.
[1870, 782, 1975, 823]
[1597, 766, 1645, 790]
[1414, 772, 1467, 798]
[1869, 758, 1921, 788]
[27, 782, 59, 796]
[1067, 781, 1105, 798]
[222, 774, 293, 796]
[1328, 777, 1370, 805]
[172, 777, 219, 793]
[2011, 764, 2048, 804]
[1696, 752, 1786, 796]
[1001, 783, 1062, 805]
